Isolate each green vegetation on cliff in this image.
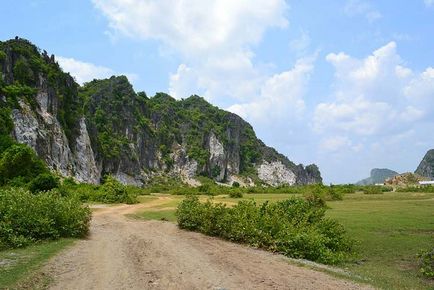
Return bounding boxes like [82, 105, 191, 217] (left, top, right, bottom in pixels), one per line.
[79, 76, 266, 178]
[0, 37, 322, 185]
[0, 38, 82, 143]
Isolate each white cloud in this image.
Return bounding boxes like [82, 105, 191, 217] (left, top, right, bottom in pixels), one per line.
[57, 56, 114, 85]
[344, 0, 382, 22]
[314, 98, 395, 136]
[289, 30, 311, 56]
[404, 67, 434, 101]
[319, 136, 357, 153]
[314, 42, 434, 139]
[92, 0, 288, 57]
[228, 56, 314, 121]
[168, 64, 197, 99]
[57, 56, 138, 85]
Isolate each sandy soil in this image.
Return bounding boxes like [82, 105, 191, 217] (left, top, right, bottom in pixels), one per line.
[41, 201, 372, 290]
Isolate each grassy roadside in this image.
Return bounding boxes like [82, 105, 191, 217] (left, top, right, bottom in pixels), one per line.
[0, 239, 75, 289]
[132, 191, 434, 289]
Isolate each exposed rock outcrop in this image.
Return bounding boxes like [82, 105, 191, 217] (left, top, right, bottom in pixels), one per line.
[208, 132, 226, 182]
[385, 172, 428, 186]
[171, 143, 199, 185]
[258, 161, 296, 186]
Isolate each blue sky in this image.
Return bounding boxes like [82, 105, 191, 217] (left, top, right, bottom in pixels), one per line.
[1, 0, 434, 183]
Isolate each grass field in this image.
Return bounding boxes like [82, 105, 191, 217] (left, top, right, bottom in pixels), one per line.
[133, 191, 434, 289]
[0, 239, 75, 289]
[327, 192, 434, 289]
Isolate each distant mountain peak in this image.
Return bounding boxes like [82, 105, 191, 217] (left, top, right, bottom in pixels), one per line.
[356, 168, 398, 185]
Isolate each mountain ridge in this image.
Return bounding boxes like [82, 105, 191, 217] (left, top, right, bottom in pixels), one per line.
[0, 37, 322, 186]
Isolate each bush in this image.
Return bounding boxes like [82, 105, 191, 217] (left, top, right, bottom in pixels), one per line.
[232, 181, 240, 188]
[229, 191, 243, 198]
[58, 176, 139, 204]
[0, 144, 48, 185]
[97, 175, 138, 204]
[397, 185, 434, 193]
[198, 184, 211, 194]
[0, 188, 91, 249]
[176, 195, 354, 264]
[418, 248, 434, 279]
[363, 186, 384, 195]
[28, 173, 60, 193]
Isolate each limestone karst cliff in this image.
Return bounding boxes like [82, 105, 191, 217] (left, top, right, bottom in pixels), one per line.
[356, 168, 399, 185]
[415, 149, 434, 180]
[0, 38, 322, 186]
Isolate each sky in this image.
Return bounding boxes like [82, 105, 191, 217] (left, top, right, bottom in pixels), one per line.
[1, 0, 434, 184]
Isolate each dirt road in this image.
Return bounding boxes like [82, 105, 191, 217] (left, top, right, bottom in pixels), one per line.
[41, 201, 372, 290]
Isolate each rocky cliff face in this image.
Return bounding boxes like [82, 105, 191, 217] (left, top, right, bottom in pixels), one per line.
[0, 38, 322, 186]
[356, 168, 399, 185]
[415, 149, 434, 179]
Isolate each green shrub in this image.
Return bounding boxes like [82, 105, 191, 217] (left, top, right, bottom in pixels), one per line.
[363, 186, 384, 195]
[0, 188, 91, 249]
[198, 183, 211, 194]
[0, 135, 14, 154]
[326, 187, 344, 200]
[58, 176, 140, 204]
[397, 185, 434, 193]
[232, 181, 240, 188]
[418, 248, 434, 279]
[229, 191, 243, 198]
[0, 50, 6, 62]
[0, 144, 48, 185]
[176, 195, 354, 264]
[28, 173, 60, 193]
[97, 175, 138, 204]
[0, 107, 14, 137]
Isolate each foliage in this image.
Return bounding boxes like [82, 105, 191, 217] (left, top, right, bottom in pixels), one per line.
[1, 84, 37, 109]
[98, 175, 138, 204]
[0, 50, 6, 62]
[396, 185, 434, 193]
[13, 58, 34, 85]
[176, 195, 354, 264]
[58, 176, 139, 204]
[363, 186, 386, 195]
[0, 135, 14, 155]
[0, 107, 14, 154]
[0, 107, 14, 135]
[80, 76, 138, 160]
[232, 181, 240, 188]
[0, 39, 82, 142]
[140, 179, 374, 200]
[229, 191, 243, 198]
[418, 248, 434, 279]
[28, 173, 60, 193]
[0, 188, 90, 249]
[0, 144, 48, 185]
